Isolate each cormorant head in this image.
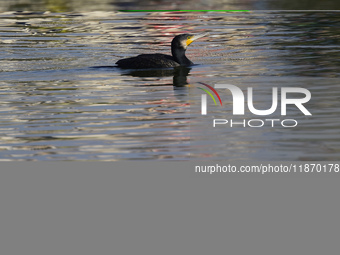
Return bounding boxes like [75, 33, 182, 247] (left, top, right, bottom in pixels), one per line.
[171, 33, 209, 51]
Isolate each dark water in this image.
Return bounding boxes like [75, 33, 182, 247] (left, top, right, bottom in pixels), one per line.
[0, 11, 339, 160]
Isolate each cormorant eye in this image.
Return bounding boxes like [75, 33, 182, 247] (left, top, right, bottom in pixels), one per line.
[187, 36, 191, 40]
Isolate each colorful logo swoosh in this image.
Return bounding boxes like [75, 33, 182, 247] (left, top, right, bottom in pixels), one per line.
[198, 82, 223, 106]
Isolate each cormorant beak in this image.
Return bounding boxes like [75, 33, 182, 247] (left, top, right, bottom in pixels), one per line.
[186, 32, 209, 46]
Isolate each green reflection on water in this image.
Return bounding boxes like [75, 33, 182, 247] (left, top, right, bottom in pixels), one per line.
[45, 0, 69, 12]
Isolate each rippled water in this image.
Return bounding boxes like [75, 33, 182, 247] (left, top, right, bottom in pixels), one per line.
[0, 11, 339, 160]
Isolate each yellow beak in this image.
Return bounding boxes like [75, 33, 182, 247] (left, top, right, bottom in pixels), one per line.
[186, 32, 209, 46]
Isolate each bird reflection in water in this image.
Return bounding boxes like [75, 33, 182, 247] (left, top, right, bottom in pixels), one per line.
[122, 66, 191, 87]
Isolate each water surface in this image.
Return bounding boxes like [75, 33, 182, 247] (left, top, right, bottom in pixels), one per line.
[0, 11, 339, 160]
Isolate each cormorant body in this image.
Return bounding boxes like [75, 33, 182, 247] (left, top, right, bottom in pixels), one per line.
[116, 33, 208, 69]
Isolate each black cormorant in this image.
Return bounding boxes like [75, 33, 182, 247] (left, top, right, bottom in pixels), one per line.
[116, 33, 208, 69]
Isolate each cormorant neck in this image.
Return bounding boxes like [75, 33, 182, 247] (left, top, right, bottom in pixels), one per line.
[172, 48, 193, 66]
